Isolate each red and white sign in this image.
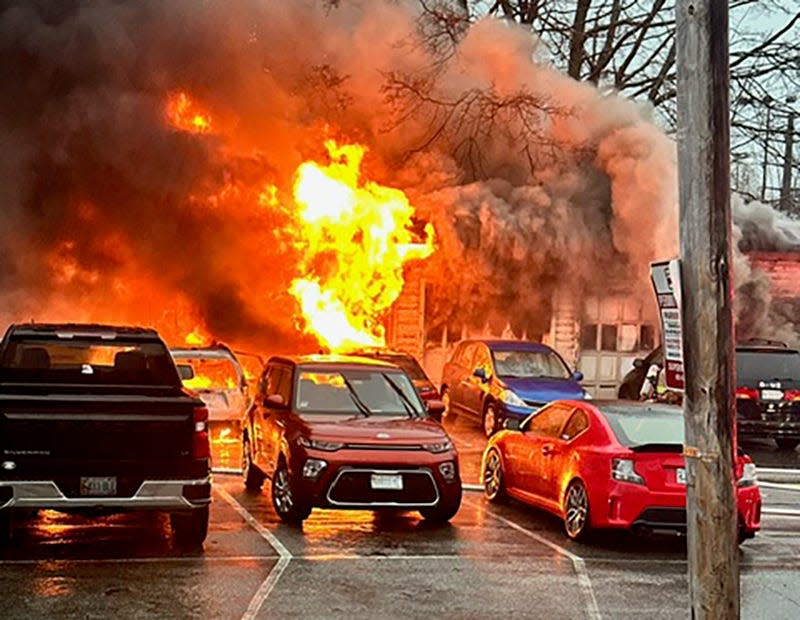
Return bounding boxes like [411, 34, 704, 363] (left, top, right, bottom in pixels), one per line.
[650, 259, 684, 391]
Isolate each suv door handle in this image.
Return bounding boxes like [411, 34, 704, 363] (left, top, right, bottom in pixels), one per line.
[541, 444, 554, 456]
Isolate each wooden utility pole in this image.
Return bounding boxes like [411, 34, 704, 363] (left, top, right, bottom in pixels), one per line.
[675, 1, 739, 618]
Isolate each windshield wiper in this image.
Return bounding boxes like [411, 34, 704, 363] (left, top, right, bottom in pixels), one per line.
[340, 375, 372, 418]
[381, 373, 420, 417]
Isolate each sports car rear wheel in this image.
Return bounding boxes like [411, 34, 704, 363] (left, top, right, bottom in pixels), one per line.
[483, 449, 506, 502]
[564, 480, 592, 541]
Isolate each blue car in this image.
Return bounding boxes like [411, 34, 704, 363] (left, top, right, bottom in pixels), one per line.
[440, 340, 589, 436]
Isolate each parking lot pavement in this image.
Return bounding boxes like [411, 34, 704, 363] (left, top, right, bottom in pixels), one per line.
[3, 421, 800, 619]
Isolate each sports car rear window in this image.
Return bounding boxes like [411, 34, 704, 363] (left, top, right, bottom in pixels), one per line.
[602, 408, 685, 448]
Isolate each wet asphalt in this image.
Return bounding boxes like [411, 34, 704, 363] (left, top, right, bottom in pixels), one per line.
[1, 416, 800, 619]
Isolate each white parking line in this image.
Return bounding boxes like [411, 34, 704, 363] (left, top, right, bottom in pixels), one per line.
[215, 487, 292, 620]
[466, 499, 602, 620]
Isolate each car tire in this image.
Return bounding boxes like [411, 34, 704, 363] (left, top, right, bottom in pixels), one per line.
[419, 489, 462, 524]
[483, 449, 507, 503]
[775, 438, 799, 451]
[563, 480, 592, 542]
[242, 436, 265, 491]
[170, 505, 209, 549]
[482, 403, 499, 438]
[271, 459, 311, 524]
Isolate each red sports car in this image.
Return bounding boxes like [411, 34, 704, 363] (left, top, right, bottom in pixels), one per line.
[482, 400, 761, 542]
[242, 355, 460, 524]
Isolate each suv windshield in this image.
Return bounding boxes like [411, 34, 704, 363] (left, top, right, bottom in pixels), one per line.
[178, 357, 241, 390]
[295, 368, 424, 416]
[492, 349, 570, 379]
[0, 338, 179, 387]
[736, 349, 800, 384]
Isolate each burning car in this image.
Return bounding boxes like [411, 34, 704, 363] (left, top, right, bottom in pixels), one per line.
[241, 355, 459, 524]
[350, 349, 440, 407]
[171, 344, 249, 438]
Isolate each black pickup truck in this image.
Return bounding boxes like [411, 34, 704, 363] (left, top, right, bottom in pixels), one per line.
[0, 323, 211, 547]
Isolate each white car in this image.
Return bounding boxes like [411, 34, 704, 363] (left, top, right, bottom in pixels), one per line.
[171, 345, 250, 436]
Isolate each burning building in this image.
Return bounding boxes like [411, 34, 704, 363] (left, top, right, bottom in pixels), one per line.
[4, 0, 793, 393]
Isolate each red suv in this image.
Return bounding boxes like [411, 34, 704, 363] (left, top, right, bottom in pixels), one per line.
[241, 355, 460, 523]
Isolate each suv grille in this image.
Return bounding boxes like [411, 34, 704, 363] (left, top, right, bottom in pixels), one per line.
[327, 468, 439, 506]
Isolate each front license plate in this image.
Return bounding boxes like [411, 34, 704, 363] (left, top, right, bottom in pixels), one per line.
[761, 389, 784, 401]
[676, 468, 687, 485]
[370, 474, 403, 491]
[80, 476, 117, 496]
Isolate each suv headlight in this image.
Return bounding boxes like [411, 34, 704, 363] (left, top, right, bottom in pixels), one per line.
[611, 458, 644, 485]
[738, 462, 757, 488]
[499, 389, 526, 407]
[298, 437, 344, 451]
[423, 439, 453, 453]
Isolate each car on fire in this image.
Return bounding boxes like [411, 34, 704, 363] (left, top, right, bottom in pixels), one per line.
[241, 354, 460, 524]
[482, 400, 761, 542]
[171, 343, 250, 439]
[0, 323, 211, 548]
[441, 339, 589, 437]
[350, 349, 441, 415]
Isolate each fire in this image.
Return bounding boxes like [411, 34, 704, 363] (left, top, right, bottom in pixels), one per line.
[289, 140, 434, 352]
[166, 92, 212, 133]
[185, 327, 210, 346]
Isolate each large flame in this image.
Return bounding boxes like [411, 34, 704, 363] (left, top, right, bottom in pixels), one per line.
[290, 140, 434, 352]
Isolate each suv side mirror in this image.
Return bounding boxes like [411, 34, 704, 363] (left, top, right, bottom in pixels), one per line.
[633, 358, 645, 369]
[264, 393, 287, 408]
[572, 370, 584, 382]
[177, 364, 195, 381]
[503, 418, 521, 431]
[425, 399, 445, 422]
[473, 367, 488, 382]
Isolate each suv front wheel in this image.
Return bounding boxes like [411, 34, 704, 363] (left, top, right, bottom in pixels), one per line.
[271, 460, 312, 524]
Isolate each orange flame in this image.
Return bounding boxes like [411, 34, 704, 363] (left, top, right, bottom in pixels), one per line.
[290, 140, 434, 352]
[185, 327, 210, 346]
[166, 92, 212, 133]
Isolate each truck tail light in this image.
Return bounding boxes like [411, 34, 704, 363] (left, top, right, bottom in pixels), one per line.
[192, 406, 210, 459]
[784, 390, 800, 402]
[735, 387, 759, 400]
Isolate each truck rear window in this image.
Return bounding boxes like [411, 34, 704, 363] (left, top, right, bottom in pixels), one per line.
[0, 338, 180, 386]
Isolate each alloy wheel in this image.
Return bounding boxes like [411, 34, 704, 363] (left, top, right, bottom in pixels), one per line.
[483, 451, 503, 501]
[273, 467, 294, 514]
[564, 482, 589, 539]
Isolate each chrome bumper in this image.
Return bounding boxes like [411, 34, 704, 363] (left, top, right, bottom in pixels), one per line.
[0, 477, 211, 510]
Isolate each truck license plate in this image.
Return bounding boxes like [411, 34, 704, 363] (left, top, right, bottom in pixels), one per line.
[676, 468, 687, 485]
[80, 476, 117, 496]
[370, 474, 403, 490]
[761, 389, 783, 401]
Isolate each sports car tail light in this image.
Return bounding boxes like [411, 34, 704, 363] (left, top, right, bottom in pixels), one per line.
[192, 405, 210, 459]
[735, 387, 759, 400]
[611, 458, 644, 485]
[784, 390, 800, 402]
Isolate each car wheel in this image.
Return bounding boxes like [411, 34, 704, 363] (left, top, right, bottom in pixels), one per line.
[563, 480, 592, 541]
[170, 506, 209, 549]
[419, 489, 462, 524]
[483, 449, 507, 503]
[775, 438, 799, 451]
[271, 459, 311, 524]
[483, 403, 499, 437]
[242, 437, 265, 491]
